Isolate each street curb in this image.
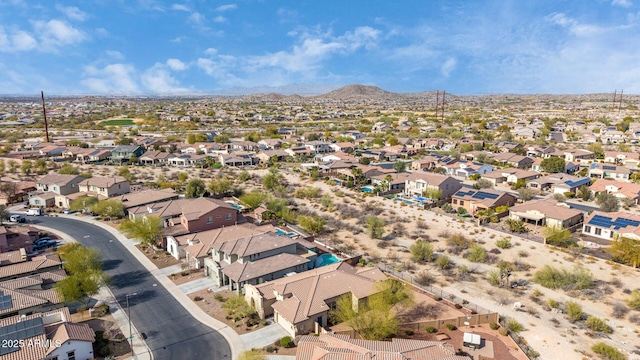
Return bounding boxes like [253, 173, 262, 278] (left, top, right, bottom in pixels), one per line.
[51, 214, 246, 359]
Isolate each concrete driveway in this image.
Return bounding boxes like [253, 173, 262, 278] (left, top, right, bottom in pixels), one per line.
[240, 322, 290, 349]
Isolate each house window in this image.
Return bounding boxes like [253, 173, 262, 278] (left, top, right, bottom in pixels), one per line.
[67, 351, 76, 360]
[584, 226, 591, 233]
[595, 228, 602, 236]
[206, 217, 213, 224]
[460, 200, 465, 206]
[226, 213, 232, 220]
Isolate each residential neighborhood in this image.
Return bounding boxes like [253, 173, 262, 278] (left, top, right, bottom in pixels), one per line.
[0, 88, 640, 360]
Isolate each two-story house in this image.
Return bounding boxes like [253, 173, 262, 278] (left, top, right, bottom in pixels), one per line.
[111, 145, 146, 162]
[208, 232, 315, 293]
[31, 174, 83, 208]
[404, 172, 462, 200]
[588, 163, 632, 182]
[78, 176, 130, 198]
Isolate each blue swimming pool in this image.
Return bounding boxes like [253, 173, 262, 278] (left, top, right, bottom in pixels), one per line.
[226, 202, 244, 211]
[361, 186, 374, 193]
[415, 197, 427, 202]
[276, 228, 297, 237]
[394, 198, 415, 205]
[316, 253, 341, 267]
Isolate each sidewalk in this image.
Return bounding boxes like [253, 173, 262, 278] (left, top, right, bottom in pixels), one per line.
[44, 215, 247, 359]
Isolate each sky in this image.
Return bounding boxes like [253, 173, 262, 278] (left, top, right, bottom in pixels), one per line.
[1, 0, 640, 96]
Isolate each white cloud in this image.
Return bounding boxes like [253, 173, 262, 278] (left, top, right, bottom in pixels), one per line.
[106, 50, 124, 59]
[0, 27, 37, 52]
[216, 4, 237, 12]
[33, 19, 87, 50]
[612, 0, 632, 7]
[171, 3, 190, 11]
[204, 48, 217, 56]
[82, 63, 140, 94]
[56, 5, 88, 21]
[170, 36, 186, 43]
[547, 13, 604, 37]
[441, 57, 457, 77]
[166, 58, 187, 71]
[141, 63, 192, 94]
[213, 16, 226, 23]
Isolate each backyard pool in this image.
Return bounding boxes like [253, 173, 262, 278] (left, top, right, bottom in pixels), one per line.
[415, 197, 427, 202]
[316, 253, 341, 267]
[394, 198, 415, 205]
[226, 201, 244, 211]
[276, 228, 297, 237]
[360, 186, 374, 193]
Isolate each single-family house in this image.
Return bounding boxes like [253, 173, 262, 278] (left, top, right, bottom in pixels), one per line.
[451, 189, 517, 216]
[219, 154, 254, 167]
[110, 145, 146, 162]
[528, 174, 591, 194]
[138, 150, 172, 165]
[255, 149, 289, 164]
[304, 141, 332, 154]
[481, 169, 540, 186]
[410, 156, 440, 172]
[490, 153, 535, 169]
[244, 263, 386, 337]
[588, 163, 632, 182]
[369, 173, 411, 192]
[37, 174, 83, 196]
[78, 176, 130, 198]
[341, 131, 365, 141]
[295, 334, 470, 360]
[590, 179, 640, 205]
[0, 307, 95, 360]
[604, 151, 640, 167]
[509, 198, 584, 229]
[404, 172, 462, 200]
[0, 227, 38, 253]
[115, 188, 180, 212]
[329, 142, 355, 153]
[583, 211, 640, 240]
[258, 138, 283, 149]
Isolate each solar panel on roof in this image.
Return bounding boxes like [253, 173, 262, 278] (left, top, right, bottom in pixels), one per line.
[602, 165, 617, 171]
[0, 291, 11, 311]
[0, 318, 44, 355]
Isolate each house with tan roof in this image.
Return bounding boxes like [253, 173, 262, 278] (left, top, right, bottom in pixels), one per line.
[0, 226, 38, 253]
[0, 254, 63, 282]
[31, 174, 84, 207]
[590, 179, 640, 205]
[208, 232, 315, 293]
[404, 172, 462, 200]
[604, 151, 640, 167]
[0, 307, 95, 360]
[114, 188, 180, 212]
[588, 163, 632, 182]
[0, 179, 36, 206]
[296, 334, 470, 360]
[481, 169, 540, 186]
[78, 176, 130, 198]
[244, 262, 387, 337]
[509, 198, 584, 229]
[138, 150, 172, 165]
[451, 189, 517, 216]
[0, 270, 66, 319]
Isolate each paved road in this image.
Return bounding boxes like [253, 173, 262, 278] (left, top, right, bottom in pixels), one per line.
[32, 215, 232, 360]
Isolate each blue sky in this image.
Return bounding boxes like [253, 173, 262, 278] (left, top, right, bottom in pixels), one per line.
[1, 0, 639, 95]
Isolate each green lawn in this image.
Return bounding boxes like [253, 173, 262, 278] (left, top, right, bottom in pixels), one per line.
[98, 119, 135, 126]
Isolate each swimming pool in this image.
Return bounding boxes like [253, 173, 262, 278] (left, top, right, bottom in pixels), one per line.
[316, 253, 341, 267]
[394, 198, 415, 205]
[415, 197, 427, 202]
[361, 186, 374, 193]
[226, 202, 244, 211]
[276, 228, 297, 237]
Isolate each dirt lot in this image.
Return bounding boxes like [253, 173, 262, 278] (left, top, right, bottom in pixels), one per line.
[70, 313, 132, 359]
[170, 269, 205, 285]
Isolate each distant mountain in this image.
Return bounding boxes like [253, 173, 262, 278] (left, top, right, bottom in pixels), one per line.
[320, 84, 391, 99]
[220, 83, 341, 96]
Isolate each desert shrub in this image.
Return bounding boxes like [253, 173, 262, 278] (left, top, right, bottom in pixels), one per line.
[626, 289, 640, 310]
[446, 324, 457, 330]
[214, 294, 227, 302]
[489, 322, 500, 330]
[565, 301, 583, 322]
[487, 269, 501, 286]
[404, 330, 414, 336]
[591, 342, 627, 360]
[446, 233, 470, 254]
[533, 265, 593, 290]
[410, 241, 435, 263]
[611, 302, 629, 319]
[466, 244, 486, 263]
[414, 271, 435, 286]
[280, 336, 294, 348]
[506, 318, 523, 333]
[266, 345, 276, 353]
[426, 326, 436, 333]
[585, 316, 613, 334]
[436, 255, 452, 270]
[498, 327, 508, 336]
[548, 298, 559, 309]
[194, 296, 203, 301]
[496, 237, 512, 249]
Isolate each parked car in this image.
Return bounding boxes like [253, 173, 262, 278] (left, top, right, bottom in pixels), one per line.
[34, 237, 52, 245]
[33, 240, 57, 251]
[9, 214, 26, 223]
[62, 208, 76, 214]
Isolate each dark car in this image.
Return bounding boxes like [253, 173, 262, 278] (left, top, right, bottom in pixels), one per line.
[33, 240, 57, 251]
[34, 237, 52, 245]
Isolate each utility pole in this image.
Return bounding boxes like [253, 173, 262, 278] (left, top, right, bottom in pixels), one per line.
[441, 90, 446, 123]
[435, 91, 440, 122]
[41, 91, 50, 143]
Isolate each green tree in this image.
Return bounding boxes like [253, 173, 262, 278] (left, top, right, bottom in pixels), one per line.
[185, 179, 206, 198]
[222, 293, 255, 319]
[54, 243, 110, 309]
[187, 133, 196, 144]
[262, 168, 283, 191]
[117, 166, 132, 181]
[35, 158, 48, 174]
[542, 226, 572, 246]
[540, 157, 566, 173]
[7, 160, 18, 174]
[239, 191, 267, 210]
[297, 215, 326, 235]
[473, 179, 493, 189]
[410, 241, 434, 263]
[120, 215, 163, 246]
[330, 279, 413, 340]
[238, 170, 251, 182]
[177, 172, 189, 182]
[596, 192, 620, 212]
[577, 185, 592, 201]
[393, 161, 407, 173]
[505, 218, 527, 233]
[58, 163, 80, 175]
[69, 195, 99, 212]
[20, 159, 33, 175]
[608, 237, 640, 268]
[91, 199, 125, 219]
[366, 215, 385, 239]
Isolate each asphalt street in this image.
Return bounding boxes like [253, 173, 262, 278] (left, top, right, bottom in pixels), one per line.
[32, 215, 232, 360]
